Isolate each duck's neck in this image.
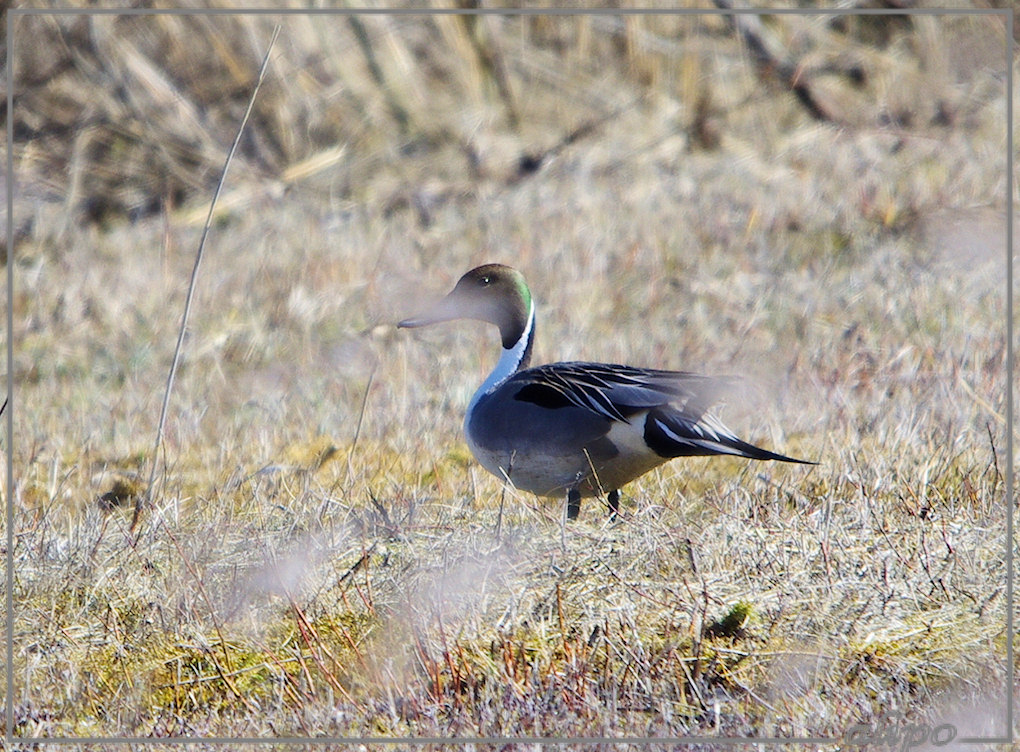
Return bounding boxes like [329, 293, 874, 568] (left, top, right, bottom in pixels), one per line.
[468, 299, 535, 412]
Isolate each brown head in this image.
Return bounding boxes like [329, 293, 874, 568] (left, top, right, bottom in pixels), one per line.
[398, 264, 534, 350]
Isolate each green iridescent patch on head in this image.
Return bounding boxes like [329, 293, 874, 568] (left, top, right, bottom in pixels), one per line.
[511, 268, 533, 310]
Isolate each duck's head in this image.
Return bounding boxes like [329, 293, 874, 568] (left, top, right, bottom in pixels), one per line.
[398, 264, 534, 350]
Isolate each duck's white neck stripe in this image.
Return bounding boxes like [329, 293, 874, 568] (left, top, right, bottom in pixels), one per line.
[467, 299, 534, 414]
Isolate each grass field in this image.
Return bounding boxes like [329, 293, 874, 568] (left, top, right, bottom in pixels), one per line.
[6, 5, 1015, 746]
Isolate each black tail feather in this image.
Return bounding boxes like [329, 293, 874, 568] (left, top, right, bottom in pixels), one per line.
[644, 407, 816, 464]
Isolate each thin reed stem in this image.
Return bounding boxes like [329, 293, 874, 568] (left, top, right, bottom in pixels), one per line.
[133, 26, 282, 534]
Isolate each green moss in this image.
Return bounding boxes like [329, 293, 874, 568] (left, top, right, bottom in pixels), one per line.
[705, 601, 754, 640]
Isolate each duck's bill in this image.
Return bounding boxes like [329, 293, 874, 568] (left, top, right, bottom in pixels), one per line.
[397, 315, 433, 328]
[397, 295, 462, 329]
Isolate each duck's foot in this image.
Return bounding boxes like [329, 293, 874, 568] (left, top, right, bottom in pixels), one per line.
[567, 489, 581, 520]
[608, 489, 620, 519]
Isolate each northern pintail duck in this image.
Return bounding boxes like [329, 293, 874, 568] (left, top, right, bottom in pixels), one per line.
[399, 264, 813, 520]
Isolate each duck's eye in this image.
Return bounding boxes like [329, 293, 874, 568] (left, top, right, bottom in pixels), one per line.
[480, 276, 491, 285]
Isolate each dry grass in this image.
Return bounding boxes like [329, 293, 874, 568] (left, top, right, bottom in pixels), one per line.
[6, 3, 1014, 745]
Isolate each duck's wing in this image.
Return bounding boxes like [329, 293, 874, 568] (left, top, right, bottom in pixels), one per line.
[508, 362, 730, 424]
[509, 362, 814, 464]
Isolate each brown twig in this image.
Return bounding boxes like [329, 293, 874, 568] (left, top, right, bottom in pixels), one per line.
[456, 1, 520, 131]
[712, 0, 835, 122]
[347, 16, 411, 137]
[511, 97, 641, 182]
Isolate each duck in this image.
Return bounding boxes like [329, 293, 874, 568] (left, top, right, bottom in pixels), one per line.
[398, 263, 814, 520]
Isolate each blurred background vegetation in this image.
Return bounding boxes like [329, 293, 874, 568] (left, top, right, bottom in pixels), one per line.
[4, 2, 1014, 741]
[7, 3, 1009, 243]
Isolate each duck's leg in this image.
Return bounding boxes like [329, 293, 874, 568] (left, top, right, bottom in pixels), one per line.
[608, 489, 620, 519]
[567, 489, 581, 520]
